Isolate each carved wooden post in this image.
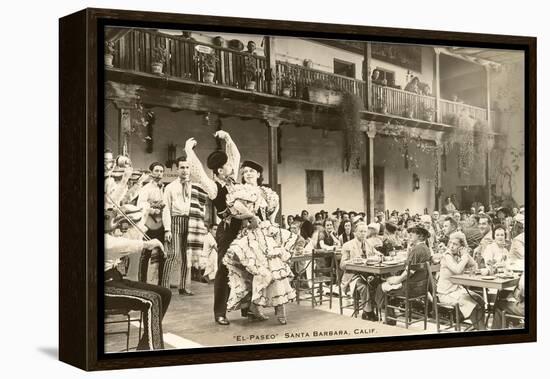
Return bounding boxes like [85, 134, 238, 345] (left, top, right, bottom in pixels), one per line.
[364, 122, 376, 223]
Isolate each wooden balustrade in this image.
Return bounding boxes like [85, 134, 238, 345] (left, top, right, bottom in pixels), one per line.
[110, 29, 490, 130]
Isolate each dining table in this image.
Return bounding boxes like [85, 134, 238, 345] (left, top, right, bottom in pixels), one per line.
[449, 273, 520, 327]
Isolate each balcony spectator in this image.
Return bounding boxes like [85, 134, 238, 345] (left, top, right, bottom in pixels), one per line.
[404, 76, 420, 94]
[371, 69, 385, 85]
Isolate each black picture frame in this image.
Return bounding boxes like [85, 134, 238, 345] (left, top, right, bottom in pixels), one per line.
[59, 7, 536, 371]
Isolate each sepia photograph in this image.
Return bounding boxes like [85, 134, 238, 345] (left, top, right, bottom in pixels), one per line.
[101, 24, 527, 354]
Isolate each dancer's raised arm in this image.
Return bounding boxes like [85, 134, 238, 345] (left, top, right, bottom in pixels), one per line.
[184, 137, 218, 199]
[216, 130, 241, 183]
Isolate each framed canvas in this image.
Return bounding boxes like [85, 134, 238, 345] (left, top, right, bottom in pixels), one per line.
[59, 7, 536, 371]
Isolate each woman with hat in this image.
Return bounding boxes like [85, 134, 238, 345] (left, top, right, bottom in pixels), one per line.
[437, 231, 486, 330]
[222, 160, 299, 325]
[375, 224, 432, 324]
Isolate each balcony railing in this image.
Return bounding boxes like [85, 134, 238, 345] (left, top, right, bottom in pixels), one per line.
[110, 28, 490, 130]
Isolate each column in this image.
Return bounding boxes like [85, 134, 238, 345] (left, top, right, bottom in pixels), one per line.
[434, 134, 444, 212]
[363, 42, 373, 111]
[434, 49, 441, 123]
[485, 66, 493, 208]
[118, 107, 132, 156]
[486, 134, 495, 208]
[264, 36, 277, 95]
[266, 118, 282, 219]
[364, 122, 376, 223]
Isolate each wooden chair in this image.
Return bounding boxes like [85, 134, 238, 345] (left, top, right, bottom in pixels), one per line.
[384, 262, 430, 329]
[104, 308, 143, 352]
[427, 268, 472, 332]
[295, 249, 337, 309]
[335, 256, 363, 317]
[502, 311, 525, 329]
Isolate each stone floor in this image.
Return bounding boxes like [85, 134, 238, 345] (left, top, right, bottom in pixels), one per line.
[104, 280, 446, 353]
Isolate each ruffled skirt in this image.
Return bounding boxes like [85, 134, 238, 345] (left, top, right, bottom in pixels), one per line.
[223, 226, 296, 309]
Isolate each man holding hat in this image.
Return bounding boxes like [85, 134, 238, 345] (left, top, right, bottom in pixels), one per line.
[183, 131, 245, 326]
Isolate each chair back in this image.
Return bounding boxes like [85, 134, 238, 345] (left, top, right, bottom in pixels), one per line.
[311, 249, 336, 280]
[404, 261, 431, 299]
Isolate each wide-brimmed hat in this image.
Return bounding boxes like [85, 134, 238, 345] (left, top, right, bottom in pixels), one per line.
[206, 150, 228, 170]
[241, 160, 263, 174]
[407, 224, 430, 239]
[367, 222, 381, 234]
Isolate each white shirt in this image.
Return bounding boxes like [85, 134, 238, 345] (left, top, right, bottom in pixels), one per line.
[162, 179, 192, 231]
[104, 234, 145, 271]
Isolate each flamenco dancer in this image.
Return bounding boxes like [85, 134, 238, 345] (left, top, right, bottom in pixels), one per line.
[222, 160, 298, 325]
[183, 131, 245, 326]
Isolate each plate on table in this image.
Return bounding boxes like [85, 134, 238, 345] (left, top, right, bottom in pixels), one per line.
[382, 261, 400, 266]
[481, 276, 496, 280]
[351, 259, 366, 265]
[496, 273, 515, 279]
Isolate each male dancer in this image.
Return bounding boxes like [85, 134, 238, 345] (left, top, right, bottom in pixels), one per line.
[162, 155, 208, 295]
[184, 131, 243, 325]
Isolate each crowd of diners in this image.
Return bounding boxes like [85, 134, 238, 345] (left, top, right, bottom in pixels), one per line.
[279, 204, 525, 330]
[103, 139, 526, 351]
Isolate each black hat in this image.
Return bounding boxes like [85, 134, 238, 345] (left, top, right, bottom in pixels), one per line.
[496, 207, 512, 217]
[385, 222, 398, 233]
[407, 225, 430, 239]
[241, 160, 263, 174]
[206, 150, 228, 171]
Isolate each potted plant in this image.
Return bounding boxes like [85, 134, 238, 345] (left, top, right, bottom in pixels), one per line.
[194, 51, 219, 83]
[243, 55, 258, 90]
[419, 102, 434, 122]
[151, 46, 168, 75]
[307, 78, 342, 105]
[303, 59, 313, 68]
[212, 36, 225, 47]
[278, 67, 296, 97]
[104, 41, 116, 68]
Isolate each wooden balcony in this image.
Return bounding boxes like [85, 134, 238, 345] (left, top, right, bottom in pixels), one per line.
[109, 28, 491, 131]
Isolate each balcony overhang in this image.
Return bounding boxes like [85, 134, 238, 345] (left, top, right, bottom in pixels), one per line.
[105, 68, 467, 139]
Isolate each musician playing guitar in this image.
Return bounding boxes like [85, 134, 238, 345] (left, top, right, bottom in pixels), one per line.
[137, 162, 166, 285]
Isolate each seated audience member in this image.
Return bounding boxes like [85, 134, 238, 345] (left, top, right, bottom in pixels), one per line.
[340, 223, 381, 321]
[420, 214, 436, 248]
[366, 223, 384, 254]
[300, 217, 314, 242]
[337, 212, 351, 235]
[442, 197, 457, 215]
[338, 219, 355, 245]
[286, 215, 295, 231]
[492, 273, 524, 329]
[104, 210, 171, 350]
[437, 232, 486, 330]
[480, 224, 508, 270]
[400, 218, 417, 247]
[200, 224, 218, 283]
[380, 222, 402, 255]
[375, 224, 432, 324]
[508, 215, 524, 265]
[375, 211, 386, 235]
[473, 214, 494, 264]
[439, 216, 458, 246]
[432, 210, 442, 234]
[320, 218, 340, 249]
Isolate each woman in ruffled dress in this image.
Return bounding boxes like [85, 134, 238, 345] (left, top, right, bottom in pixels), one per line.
[223, 160, 298, 325]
